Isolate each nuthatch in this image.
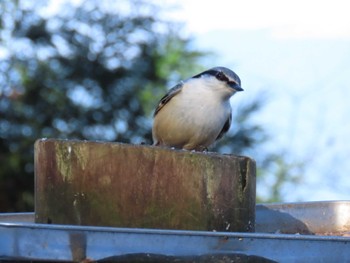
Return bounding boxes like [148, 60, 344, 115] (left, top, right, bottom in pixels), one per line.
[152, 66, 243, 151]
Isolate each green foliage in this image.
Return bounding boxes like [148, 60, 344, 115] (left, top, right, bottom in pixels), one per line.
[0, 0, 205, 211]
[257, 153, 304, 203]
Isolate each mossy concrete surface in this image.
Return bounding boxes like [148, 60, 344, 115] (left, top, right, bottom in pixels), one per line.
[35, 139, 256, 232]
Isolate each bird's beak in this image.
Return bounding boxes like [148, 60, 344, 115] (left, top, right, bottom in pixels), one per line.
[229, 82, 244, 92]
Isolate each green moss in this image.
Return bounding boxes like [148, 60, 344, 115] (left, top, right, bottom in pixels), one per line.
[142, 198, 208, 230]
[74, 143, 89, 171]
[54, 142, 73, 182]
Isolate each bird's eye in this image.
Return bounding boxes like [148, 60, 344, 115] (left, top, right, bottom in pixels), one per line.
[216, 71, 228, 82]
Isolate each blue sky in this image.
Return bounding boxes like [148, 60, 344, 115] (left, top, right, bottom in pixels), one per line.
[164, 0, 350, 201]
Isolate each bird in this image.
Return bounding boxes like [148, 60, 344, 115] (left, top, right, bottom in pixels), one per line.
[152, 66, 243, 151]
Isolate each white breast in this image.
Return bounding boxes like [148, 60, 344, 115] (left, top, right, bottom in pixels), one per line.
[152, 77, 234, 150]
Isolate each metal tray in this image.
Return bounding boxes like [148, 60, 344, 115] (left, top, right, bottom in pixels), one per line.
[1, 201, 350, 262]
[256, 200, 350, 235]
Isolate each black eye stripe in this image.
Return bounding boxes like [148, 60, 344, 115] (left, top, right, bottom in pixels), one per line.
[192, 67, 241, 87]
[228, 81, 238, 86]
[193, 70, 229, 82]
[216, 71, 229, 82]
[192, 69, 217, 78]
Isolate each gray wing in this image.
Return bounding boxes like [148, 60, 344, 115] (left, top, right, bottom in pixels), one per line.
[154, 81, 184, 116]
[216, 113, 232, 141]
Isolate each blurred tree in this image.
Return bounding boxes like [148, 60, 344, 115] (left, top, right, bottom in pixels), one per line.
[0, 0, 300, 211]
[0, 0, 208, 211]
[256, 153, 304, 203]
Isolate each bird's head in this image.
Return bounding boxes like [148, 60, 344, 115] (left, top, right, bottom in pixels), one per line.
[192, 66, 243, 98]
